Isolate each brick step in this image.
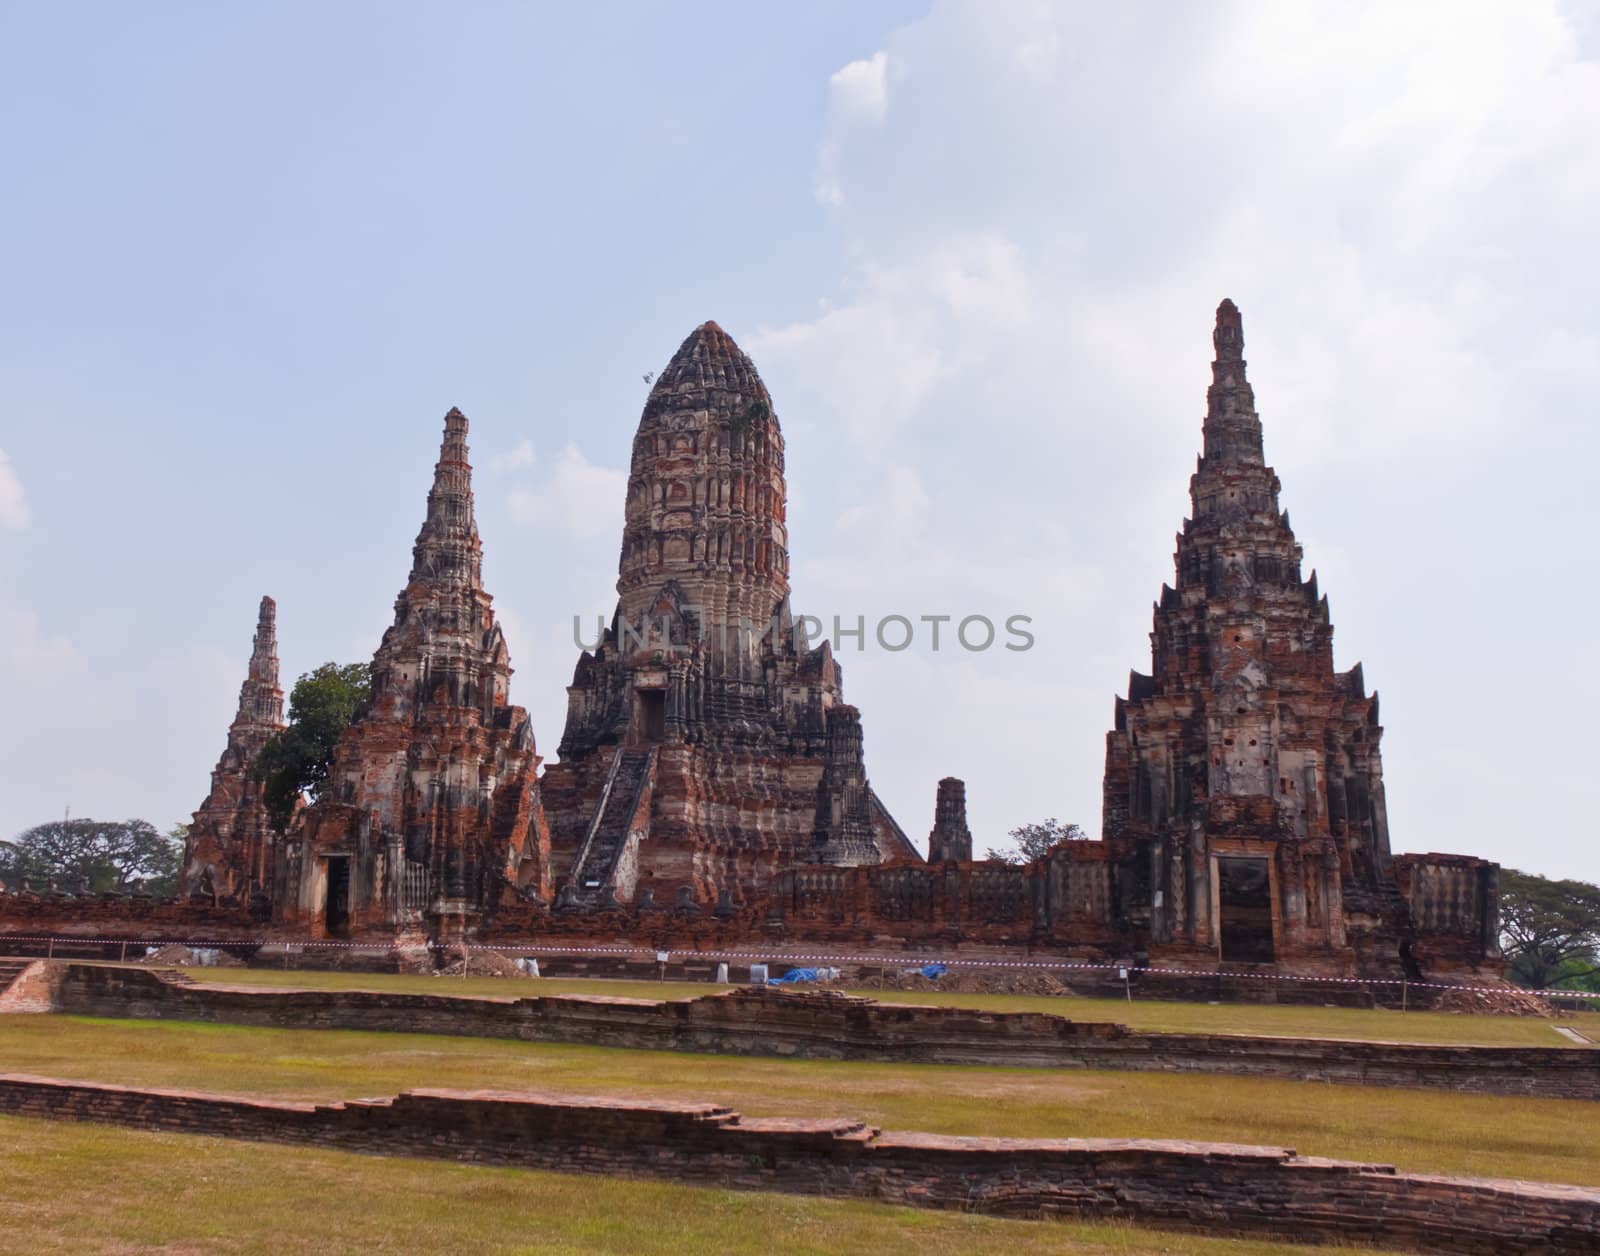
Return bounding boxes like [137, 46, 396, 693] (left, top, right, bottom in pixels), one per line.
[568, 749, 654, 902]
[0, 960, 51, 1012]
[0, 960, 32, 994]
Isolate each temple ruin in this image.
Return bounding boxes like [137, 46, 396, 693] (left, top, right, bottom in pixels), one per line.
[273, 408, 550, 940]
[25, 305, 1501, 981]
[1099, 299, 1499, 974]
[540, 322, 917, 913]
[759, 302, 1499, 979]
[178, 596, 285, 906]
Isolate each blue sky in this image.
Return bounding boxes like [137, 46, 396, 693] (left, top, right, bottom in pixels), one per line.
[2, 2, 1597, 883]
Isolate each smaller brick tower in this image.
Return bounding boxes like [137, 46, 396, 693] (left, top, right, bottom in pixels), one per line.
[180, 596, 286, 903]
[277, 409, 549, 941]
[1103, 300, 1423, 973]
[926, 778, 973, 864]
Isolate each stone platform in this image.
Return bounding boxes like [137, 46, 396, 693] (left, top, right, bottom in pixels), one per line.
[0, 1072, 1595, 1253]
[16, 963, 1600, 1100]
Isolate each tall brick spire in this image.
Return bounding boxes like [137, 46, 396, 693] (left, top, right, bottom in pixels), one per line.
[179, 595, 287, 900]
[1200, 298, 1266, 469]
[235, 595, 284, 731]
[369, 407, 508, 725]
[1103, 299, 1400, 966]
[616, 321, 789, 651]
[278, 405, 549, 938]
[408, 407, 483, 590]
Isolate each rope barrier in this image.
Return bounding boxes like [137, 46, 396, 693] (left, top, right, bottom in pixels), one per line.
[4, 931, 1597, 1000]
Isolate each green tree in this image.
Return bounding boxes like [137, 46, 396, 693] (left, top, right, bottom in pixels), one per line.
[252, 661, 371, 830]
[986, 818, 1086, 864]
[1544, 957, 1600, 996]
[1499, 868, 1600, 990]
[0, 818, 181, 895]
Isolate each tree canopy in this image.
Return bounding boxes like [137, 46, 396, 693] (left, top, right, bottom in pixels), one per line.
[986, 818, 1086, 864]
[1499, 868, 1600, 991]
[0, 818, 182, 896]
[252, 661, 371, 831]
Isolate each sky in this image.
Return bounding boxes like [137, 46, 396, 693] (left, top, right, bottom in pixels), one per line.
[1, 1, 1596, 883]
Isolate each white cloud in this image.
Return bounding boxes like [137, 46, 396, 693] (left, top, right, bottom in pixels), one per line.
[508, 443, 627, 540]
[486, 438, 536, 473]
[920, 233, 1036, 330]
[0, 598, 238, 836]
[783, 1, 1600, 478]
[835, 466, 930, 552]
[817, 49, 891, 204]
[0, 449, 31, 530]
[814, 174, 846, 208]
[1529, 329, 1600, 376]
[1, 603, 83, 677]
[829, 50, 889, 124]
[752, 299, 949, 438]
[773, 0, 1600, 879]
[749, 232, 1034, 443]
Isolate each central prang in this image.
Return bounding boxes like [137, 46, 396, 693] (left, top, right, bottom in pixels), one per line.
[540, 322, 916, 911]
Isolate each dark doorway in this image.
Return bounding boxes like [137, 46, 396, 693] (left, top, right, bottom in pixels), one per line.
[634, 689, 666, 745]
[324, 857, 350, 937]
[1217, 857, 1274, 963]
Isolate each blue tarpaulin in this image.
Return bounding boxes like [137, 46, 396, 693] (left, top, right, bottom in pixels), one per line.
[767, 967, 820, 984]
[919, 964, 949, 980]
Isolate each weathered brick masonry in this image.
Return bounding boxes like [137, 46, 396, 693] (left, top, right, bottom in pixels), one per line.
[43, 965, 1600, 1101]
[543, 322, 916, 912]
[0, 959, 55, 1012]
[0, 1073, 1594, 1254]
[179, 596, 286, 905]
[278, 408, 549, 941]
[7, 306, 1502, 989]
[1100, 302, 1500, 980]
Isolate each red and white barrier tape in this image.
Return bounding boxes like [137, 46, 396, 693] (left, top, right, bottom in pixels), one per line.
[4, 932, 1596, 1000]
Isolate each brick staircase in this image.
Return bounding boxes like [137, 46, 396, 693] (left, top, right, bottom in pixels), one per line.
[567, 748, 655, 907]
[0, 959, 54, 1013]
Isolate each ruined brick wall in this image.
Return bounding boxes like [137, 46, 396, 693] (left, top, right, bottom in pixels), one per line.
[44, 966, 1600, 1101]
[1, 1073, 1594, 1253]
[1396, 854, 1502, 975]
[765, 842, 1116, 949]
[0, 894, 255, 939]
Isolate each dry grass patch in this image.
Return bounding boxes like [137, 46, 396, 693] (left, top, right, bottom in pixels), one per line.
[182, 966, 1589, 1048]
[0, 1113, 1401, 1255]
[189, 966, 718, 1005]
[1, 1014, 1595, 1187]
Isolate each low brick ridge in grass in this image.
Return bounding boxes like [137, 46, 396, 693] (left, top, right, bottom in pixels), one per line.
[29, 963, 1600, 1102]
[2, 1071, 1596, 1255]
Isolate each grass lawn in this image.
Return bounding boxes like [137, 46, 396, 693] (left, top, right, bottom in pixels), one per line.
[184, 965, 1594, 1048]
[2, 1015, 1595, 1187]
[0, 1114, 1399, 1256]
